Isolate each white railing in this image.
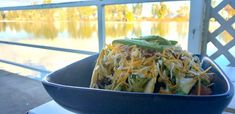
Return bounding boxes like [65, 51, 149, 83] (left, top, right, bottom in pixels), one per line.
[0, 0, 207, 73]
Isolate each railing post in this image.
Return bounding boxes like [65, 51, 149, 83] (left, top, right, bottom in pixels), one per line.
[188, 0, 209, 54]
[97, 5, 106, 52]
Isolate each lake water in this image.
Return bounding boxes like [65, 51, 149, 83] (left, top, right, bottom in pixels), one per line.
[0, 21, 229, 79]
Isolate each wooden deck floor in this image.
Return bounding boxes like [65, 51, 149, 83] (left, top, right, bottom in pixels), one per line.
[0, 70, 51, 114]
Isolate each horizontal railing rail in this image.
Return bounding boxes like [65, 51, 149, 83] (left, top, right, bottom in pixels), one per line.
[0, 41, 97, 55]
[0, 59, 51, 73]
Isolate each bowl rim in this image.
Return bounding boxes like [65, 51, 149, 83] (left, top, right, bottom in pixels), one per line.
[42, 55, 233, 98]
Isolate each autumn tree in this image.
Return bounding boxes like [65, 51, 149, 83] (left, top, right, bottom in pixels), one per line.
[157, 3, 169, 19]
[177, 5, 189, 19]
[152, 3, 169, 19]
[105, 5, 129, 21]
[132, 4, 143, 19]
[0, 12, 3, 20]
[224, 5, 235, 19]
[43, 0, 52, 4]
[151, 4, 159, 18]
[77, 7, 96, 20]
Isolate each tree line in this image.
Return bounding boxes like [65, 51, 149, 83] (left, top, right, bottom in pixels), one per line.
[0, 3, 189, 22]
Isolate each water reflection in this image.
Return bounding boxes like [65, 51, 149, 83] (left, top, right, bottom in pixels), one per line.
[151, 22, 169, 36]
[0, 21, 191, 52]
[106, 22, 133, 38]
[0, 21, 97, 39]
[0, 21, 189, 40]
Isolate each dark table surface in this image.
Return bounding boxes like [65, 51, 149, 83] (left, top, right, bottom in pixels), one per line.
[0, 70, 51, 114]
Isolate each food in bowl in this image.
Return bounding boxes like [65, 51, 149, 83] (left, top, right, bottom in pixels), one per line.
[90, 35, 214, 95]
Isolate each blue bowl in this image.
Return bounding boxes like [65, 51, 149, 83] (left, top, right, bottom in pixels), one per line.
[42, 54, 234, 114]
